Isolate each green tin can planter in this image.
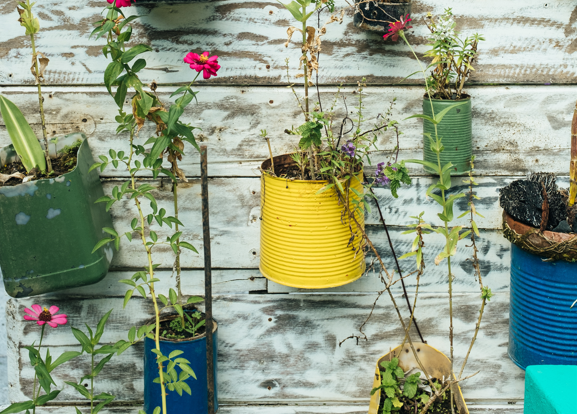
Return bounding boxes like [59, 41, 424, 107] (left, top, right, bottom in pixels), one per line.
[422, 96, 472, 175]
[0, 132, 114, 297]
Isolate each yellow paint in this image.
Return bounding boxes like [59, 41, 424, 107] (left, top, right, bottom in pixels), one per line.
[368, 344, 469, 414]
[259, 170, 365, 289]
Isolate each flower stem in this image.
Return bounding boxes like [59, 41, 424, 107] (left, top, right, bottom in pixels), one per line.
[90, 352, 95, 413]
[32, 324, 45, 414]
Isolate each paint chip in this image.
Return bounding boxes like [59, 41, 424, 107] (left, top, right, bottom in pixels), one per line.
[46, 208, 61, 219]
[15, 212, 31, 225]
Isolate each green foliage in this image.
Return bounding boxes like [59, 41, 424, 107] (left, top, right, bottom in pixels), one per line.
[370, 359, 431, 414]
[151, 348, 196, 397]
[0, 95, 46, 173]
[163, 311, 206, 340]
[67, 310, 116, 414]
[297, 120, 323, 149]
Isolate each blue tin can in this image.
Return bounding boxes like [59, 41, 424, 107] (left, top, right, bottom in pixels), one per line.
[144, 318, 218, 413]
[509, 244, 577, 369]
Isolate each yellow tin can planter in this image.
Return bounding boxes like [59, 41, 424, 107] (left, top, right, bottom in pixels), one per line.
[260, 154, 365, 289]
[369, 344, 469, 414]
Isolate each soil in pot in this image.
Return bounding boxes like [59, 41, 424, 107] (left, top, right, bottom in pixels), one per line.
[158, 309, 207, 340]
[0, 140, 81, 186]
[500, 172, 575, 233]
[263, 152, 362, 181]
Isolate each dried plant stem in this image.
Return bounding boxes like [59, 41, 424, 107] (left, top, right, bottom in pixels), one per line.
[265, 138, 275, 174]
[27, 3, 52, 173]
[569, 100, 577, 206]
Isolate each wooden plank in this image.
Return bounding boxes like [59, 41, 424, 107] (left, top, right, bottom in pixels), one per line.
[0, 405, 525, 414]
[1, 0, 577, 85]
[1, 85, 576, 177]
[6, 293, 525, 404]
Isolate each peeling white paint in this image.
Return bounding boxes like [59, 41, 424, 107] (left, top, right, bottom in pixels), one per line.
[104, 246, 114, 264]
[0, 183, 38, 198]
[14, 212, 30, 225]
[46, 209, 61, 220]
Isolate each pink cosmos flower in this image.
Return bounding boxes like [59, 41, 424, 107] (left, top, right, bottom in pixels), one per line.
[107, 0, 135, 7]
[24, 305, 68, 328]
[184, 52, 221, 80]
[383, 14, 413, 42]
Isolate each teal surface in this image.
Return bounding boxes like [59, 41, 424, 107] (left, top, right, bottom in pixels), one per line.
[422, 97, 472, 175]
[525, 365, 577, 414]
[0, 133, 114, 297]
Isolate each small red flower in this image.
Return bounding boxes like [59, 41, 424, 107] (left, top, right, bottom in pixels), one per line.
[383, 14, 413, 42]
[24, 304, 68, 328]
[107, 0, 135, 8]
[184, 52, 221, 80]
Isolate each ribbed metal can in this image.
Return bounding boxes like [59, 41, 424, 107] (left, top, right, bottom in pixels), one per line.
[509, 244, 577, 369]
[422, 97, 472, 175]
[260, 159, 365, 289]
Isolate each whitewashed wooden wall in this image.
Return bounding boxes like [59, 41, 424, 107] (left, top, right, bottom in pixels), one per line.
[3, 0, 577, 412]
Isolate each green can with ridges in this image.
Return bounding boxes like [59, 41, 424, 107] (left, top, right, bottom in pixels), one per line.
[0, 133, 114, 297]
[422, 96, 472, 175]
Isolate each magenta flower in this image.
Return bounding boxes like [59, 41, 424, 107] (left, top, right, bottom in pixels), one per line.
[24, 305, 68, 328]
[184, 52, 221, 80]
[383, 14, 413, 42]
[107, 0, 135, 7]
[375, 162, 391, 186]
[341, 140, 356, 158]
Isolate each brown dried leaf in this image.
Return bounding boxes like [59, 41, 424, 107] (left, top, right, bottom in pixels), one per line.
[0, 172, 25, 184]
[284, 26, 302, 48]
[30, 52, 50, 84]
[306, 26, 316, 47]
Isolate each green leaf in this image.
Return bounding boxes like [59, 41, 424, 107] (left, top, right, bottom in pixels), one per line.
[0, 401, 35, 414]
[132, 58, 146, 73]
[169, 350, 184, 359]
[0, 95, 46, 173]
[186, 296, 203, 304]
[179, 241, 198, 253]
[179, 363, 197, 380]
[114, 78, 128, 108]
[92, 353, 114, 377]
[65, 381, 91, 399]
[121, 44, 152, 64]
[35, 389, 60, 405]
[405, 158, 440, 174]
[404, 113, 436, 124]
[278, 0, 304, 21]
[49, 351, 81, 372]
[174, 304, 183, 318]
[123, 289, 134, 308]
[92, 237, 113, 254]
[72, 327, 93, 352]
[169, 288, 178, 305]
[433, 101, 468, 125]
[95, 309, 113, 344]
[104, 61, 124, 95]
[147, 135, 170, 163]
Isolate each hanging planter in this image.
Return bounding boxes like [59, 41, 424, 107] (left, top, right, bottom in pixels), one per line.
[368, 344, 469, 414]
[422, 96, 472, 175]
[502, 211, 577, 369]
[353, 1, 412, 32]
[259, 154, 366, 289]
[0, 133, 114, 297]
[143, 310, 218, 414]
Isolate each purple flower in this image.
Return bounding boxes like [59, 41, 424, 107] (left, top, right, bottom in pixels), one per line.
[341, 141, 356, 158]
[375, 162, 392, 186]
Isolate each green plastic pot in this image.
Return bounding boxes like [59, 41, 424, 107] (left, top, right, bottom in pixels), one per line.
[422, 96, 472, 175]
[0, 133, 114, 297]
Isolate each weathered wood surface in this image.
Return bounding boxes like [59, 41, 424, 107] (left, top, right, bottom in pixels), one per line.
[1, 0, 577, 85]
[0, 404, 525, 414]
[7, 293, 525, 405]
[1, 85, 576, 177]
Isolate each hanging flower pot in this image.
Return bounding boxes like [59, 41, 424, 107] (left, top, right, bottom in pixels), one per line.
[354, 1, 412, 32]
[259, 154, 366, 289]
[143, 310, 218, 414]
[368, 344, 469, 414]
[0, 133, 114, 297]
[502, 211, 577, 369]
[422, 96, 472, 175]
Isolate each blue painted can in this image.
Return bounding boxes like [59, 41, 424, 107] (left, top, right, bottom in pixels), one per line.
[144, 320, 218, 413]
[509, 244, 577, 370]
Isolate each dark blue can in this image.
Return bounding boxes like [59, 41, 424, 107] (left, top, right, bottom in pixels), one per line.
[509, 244, 577, 369]
[144, 319, 218, 413]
